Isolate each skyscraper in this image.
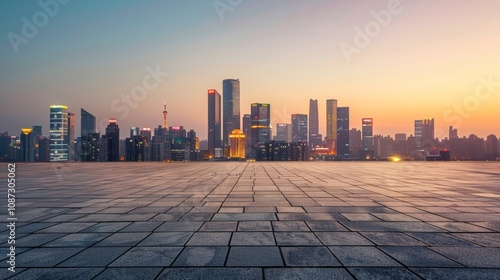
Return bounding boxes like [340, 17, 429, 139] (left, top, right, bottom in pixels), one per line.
[362, 118, 374, 151]
[337, 107, 350, 157]
[49, 104, 68, 161]
[67, 112, 75, 161]
[20, 128, 35, 162]
[349, 128, 362, 157]
[105, 118, 120, 161]
[242, 114, 251, 158]
[32, 126, 42, 138]
[250, 103, 271, 158]
[291, 114, 308, 142]
[422, 118, 435, 149]
[326, 99, 338, 154]
[81, 108, 96, 137]
[208, 89, 221, 158]
[449, 126, 458, 139]
[414, 120, 423, 150]
[308, 99, 319, 147]
[223, 79, 240, 147]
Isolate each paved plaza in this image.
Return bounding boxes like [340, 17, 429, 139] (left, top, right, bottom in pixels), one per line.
[1, 162, 500, 279]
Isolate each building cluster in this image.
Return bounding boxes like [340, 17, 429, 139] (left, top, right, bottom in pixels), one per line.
[2, 80, 500, 162]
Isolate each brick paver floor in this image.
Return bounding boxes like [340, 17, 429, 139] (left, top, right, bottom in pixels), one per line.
[1, 162, 499, 279]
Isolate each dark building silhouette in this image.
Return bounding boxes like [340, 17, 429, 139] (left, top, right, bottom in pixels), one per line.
[20, 128, 35, 162]
[250, 103, 271, 158]
[208, 89, 221, 158]
[126, 135, 147, 161]
[337, 107, 349, 157]
[81, 133, 100, 161]
[361, 118, 374, 160]
[105, 119, 120, 161]
[67, 112, 75, 161]
[291, 114, 308, 142]
[223, 79, 240, 147]
[242, 114, 251, 157]
[349, 128, 361, 158]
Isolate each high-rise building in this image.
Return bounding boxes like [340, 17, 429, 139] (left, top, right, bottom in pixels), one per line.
[326, 99, 338, 154]
[242, 114, 251, 158]
[105, 118, 120, 161]
[81, 133, 100, 161]
[229, 129, 246, 159]
[414, 120, 423, 150]
[275, 123, 291, 142]
[81, 108, 96, 136]
[374, 135, 394, 158]
[140, 128, 151, 161]
[208, 89, 221, 158]
[349, 128, 362, 158]
[308, 99, 319, 147]
[422, 118, 435, 149]
[486, 134, 498, 159]
[67, 112, 75, 161]
[337, 107, 349, 157]
[250, 103, 271, 158]
[223, 79, 240, 147]
[130, 127, 140, 138]
[449, 126, 458, 139]
[50, 104, 68, 161]
[32, 125, 42, 162]
[126, 135, 147, 161]
[151, 125, 169, 161]
[32, 126, 42, 138]
[20, 128, 35, 162]
[362, 118, 374, 151]
[291, 114, 308, 142]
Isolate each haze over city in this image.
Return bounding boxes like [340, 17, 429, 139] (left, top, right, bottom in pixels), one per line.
[1, 0, 500, 140]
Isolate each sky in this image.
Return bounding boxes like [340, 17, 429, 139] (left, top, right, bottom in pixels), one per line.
[1, 0, 499, 140]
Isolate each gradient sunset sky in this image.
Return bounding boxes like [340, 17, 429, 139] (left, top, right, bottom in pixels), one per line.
[1, 0, 499, 140]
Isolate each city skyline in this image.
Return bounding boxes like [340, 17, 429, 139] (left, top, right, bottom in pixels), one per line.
[1, 1, 500, 140]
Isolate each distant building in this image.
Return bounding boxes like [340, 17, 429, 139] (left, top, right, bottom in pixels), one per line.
[337, 107, 349, 157]
[326, 99, 338, 154]
[449, 126, 458, 139]
[20, 128, 35, 162]
[242, 114, 252, 158]
[105, 119, 120, 161]
[250, 103, 271, 158]
[374, 135, 393, 158]
[67, 112, 75, 161]
[81, 133, 100, 161]
[50, 104, 69, 161]
[208, 89, 221, 158]
[308, 99, 320, 147]
[275, 123, 291, 142]
[361, 118, 374, 159]
[223, 79, 240, 147]
[349, 128, 362, 158]
[126, 135, 147, 161]
[229, 129, 245, 159]
[81, 108, 96, 136]
[140, 128, 152, 161]
[291, 114, 308, 142]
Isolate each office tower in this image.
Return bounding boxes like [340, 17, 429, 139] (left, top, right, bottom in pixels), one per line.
[449, 126, 458, 139]
[275, 123, 291, 142]
[32, 125, 42, 162]
[291, 114, 308, 142]
[126, 135, 147, 161]
[50, 104, 69, 161]
[151, 125, 169, 161]
[81, 108, 96, 136]
[337, 107, 349, 157]
[130, 127, 140, 137]
[349, 128, 362, 157]
[223, 79, 240, 147]
[374, 135, 394, 158]
[67, 112, 75, 161]
[422, 118, 435, 149]
[326, 99, 338, 154]
[414, 120, 423, 150]
[486, 134, 498, 158]
[105, 118, 120, 161]
[229, 129, 246, 159]
[140, 128, 151, 161]
[242, 114, 251, 158]
[362, 118, 374, 152]
[308, 99, 319, 147]
[20, 128, 35, 162]
[38, 137, 50, 162]
[250, 103, 271, 158]
[208, 89, 221, 158]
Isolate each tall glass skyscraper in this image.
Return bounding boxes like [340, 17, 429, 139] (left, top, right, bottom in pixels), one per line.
[326, 99, 338, 154]
[362, 118, 374, 151]
[308, 99, 319, 147]
[337, 107, 350, 157]
[223, 79, 240, 147]
[250, 103, 271, 158]
[81, 108, 96, 137]
[208, 89, 221, 158]
[106, 118, 120, 161]
[50, 105, 69, 161]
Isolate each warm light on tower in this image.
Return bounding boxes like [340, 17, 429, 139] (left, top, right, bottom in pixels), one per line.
[229, 129, 246, 159]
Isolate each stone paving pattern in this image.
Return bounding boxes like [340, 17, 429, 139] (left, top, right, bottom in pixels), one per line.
[1, 162, 500, 279]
